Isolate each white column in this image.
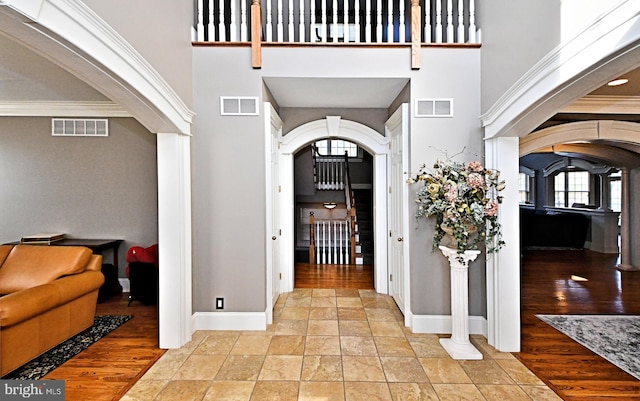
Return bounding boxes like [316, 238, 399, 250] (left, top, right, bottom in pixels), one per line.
[484, 136, 521, 352]
[439, 246, 482, 360]
[157, 133, 193, 349]
[616, 168, 638, 271]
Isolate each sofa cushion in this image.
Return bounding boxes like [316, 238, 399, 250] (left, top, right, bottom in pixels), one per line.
[0, 245, 13, 267]
[0, 245, 92, 294]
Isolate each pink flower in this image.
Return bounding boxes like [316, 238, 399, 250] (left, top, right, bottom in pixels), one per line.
[467, 161, 484, 172]
[444, 184, 458, 203]
[485, 200, 498, 216]
[466, 172, 486, 189]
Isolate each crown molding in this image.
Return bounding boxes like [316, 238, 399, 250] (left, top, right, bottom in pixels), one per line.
[561, 95, 640, 114]
[0, 100, 131, 117]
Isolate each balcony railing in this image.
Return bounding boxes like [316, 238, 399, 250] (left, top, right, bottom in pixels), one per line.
[194, 0, 478, 44]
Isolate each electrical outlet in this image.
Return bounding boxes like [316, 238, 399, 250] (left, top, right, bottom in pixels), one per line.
[215, 298, 224, 310]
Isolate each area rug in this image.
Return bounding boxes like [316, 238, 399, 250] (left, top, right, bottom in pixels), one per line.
[4, 315, 132, 380]
[537, 314, 640, 380]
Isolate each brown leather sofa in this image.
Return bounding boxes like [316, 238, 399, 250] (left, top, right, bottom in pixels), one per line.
[0, 244, 104, 376]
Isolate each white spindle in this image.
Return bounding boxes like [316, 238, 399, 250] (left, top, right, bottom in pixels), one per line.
[277, 0, 284, 41]
[322, 0, 327, 42]
[197, 1, 205, 41]
[339, 222, 343, 264]
[332, 0, 338, 42]
[446, 0, 453, 43]
[387, 0, 393, 42]
[376, 0, 382, 42]
[311, 0, 317, 41]
[355, 0, 360, 42]
[435, 0, 442, 42]
[219, 0, 226, 41]
[289, 0, 295, 41]
[299, 0, 306, 42]
[456, 0, 463, 43]
[343, 0, 349, 42]
[208, 0, 216, 41]
[316, 221, 320, 264]
[424, 0, 431, 43]
[365, 0, 371, 42]
[240, 0, 248, 41]
[333, 222, 338, 263]
[230, 0, 238, 41]
[266, 0, 273, 41]
[322, 222, 326, 264]
[399, 0, 405, 42]
[468, 0, 476, 43]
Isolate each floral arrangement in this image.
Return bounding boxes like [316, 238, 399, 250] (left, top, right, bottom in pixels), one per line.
[408, 159, 506, 254]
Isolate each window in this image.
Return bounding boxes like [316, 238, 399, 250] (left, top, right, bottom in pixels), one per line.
[519, 173, 530, 203]
[314, 139, 358, 157]
[554, 170, 589, 207]
[609, 171, 621, 212]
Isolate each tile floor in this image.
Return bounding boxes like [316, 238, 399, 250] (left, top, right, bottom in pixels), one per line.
[121, 289, 562, 401]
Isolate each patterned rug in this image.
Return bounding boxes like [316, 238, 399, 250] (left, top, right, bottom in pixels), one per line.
[4, 315, 132, 380]
[537, 314, 640, 380]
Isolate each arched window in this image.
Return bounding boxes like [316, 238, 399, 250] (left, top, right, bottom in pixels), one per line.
[314, 139, 358, 157]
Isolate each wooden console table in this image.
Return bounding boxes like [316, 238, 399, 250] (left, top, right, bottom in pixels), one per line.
[8, 239, 124, 270]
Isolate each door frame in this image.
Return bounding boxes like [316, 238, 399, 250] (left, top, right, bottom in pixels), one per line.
[277, 116, 391, 294]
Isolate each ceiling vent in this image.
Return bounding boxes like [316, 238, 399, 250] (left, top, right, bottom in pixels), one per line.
[52, 118, 109, 137]
[220, 96, 259, 116]
[415, 99, 453, 118]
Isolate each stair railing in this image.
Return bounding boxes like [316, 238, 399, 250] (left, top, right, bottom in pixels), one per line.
[309, 214, 352, 264]
[343, 151, 357, 264]
[312, 145, 347, 190]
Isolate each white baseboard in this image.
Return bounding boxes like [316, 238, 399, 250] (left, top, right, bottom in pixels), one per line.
[411, 314, 487, 337]
[118, 278, 130, 293]
[192, 311, 267, 331]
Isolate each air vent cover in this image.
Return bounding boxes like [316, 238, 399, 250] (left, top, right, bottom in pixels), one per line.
[220, 96, 259, 116]
[52, 118, 109, 137]
[415, 99, 453, 117]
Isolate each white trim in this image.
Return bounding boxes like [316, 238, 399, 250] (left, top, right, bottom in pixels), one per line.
[481, 1, 640, 139]
[192, 311, 267, 331]
[0, 0, 194, 135]
[411, 314, 487, 337]
[0, 101, 131, 117]
[280, 117, 390, 293]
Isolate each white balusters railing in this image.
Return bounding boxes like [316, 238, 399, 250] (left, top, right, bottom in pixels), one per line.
[314, 157, 346, 190]
[314, 219, 351, 264]
[195, 0, 479, 44]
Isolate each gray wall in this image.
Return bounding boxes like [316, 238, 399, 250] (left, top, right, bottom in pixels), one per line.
[479, 0, 561, 112]
[0, 117, 158, 275]
[83, 0, 194, 108]
[192, 48, 267, 313]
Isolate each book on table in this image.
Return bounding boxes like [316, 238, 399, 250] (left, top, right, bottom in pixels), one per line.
[20, 233, 66, 244]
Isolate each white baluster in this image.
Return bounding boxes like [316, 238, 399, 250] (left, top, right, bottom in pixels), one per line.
[289, 0, 295, 41]
[332, 0, 338, 42]
[208, 0, 216, 41]
[219, 0, 226, 41]
[240, 0, 248, 40]
[322, 0, 327, 42]
[322, 221, 326, 264]
[376, 0, 382, 42]
[266, 0, 273, 41]
[399, 0, 405, 42]
[299, 0, 306, 42]
[316, 221, 321, 264]
[344, 0, 349, 42]
[456, 0, 463, 43]
[424, 0, 431, 43]
[333, 222, 338, 264]
[311, 0, 317, 41]
[468, 0, 476, 43]
[446, 0, 453, 43]
[277, 0, 284, 41]
[365, 0, 371, 42]
[386, 0, 393, 42]
[197, 0, 205, 41]
[435, 0, 442, 42]
[230, 0, 237, 41]
[355, 0, 360, 42]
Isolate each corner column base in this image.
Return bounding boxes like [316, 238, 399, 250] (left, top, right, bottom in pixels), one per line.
[439, 338, 483, 360]
[616, 264, 640, 272]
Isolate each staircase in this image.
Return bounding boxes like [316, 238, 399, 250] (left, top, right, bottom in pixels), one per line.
[353, 189, 374, 264]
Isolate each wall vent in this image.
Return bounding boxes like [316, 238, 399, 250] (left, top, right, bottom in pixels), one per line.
[220, 96, 259, 116]
[52, 118, 109, 137]
[415, 99, 453, 117]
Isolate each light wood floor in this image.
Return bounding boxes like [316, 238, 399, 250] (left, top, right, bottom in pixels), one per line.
[30, 251, 640, 400]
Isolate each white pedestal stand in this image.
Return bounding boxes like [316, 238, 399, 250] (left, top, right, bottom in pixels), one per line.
[438, 245, 483, 360]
